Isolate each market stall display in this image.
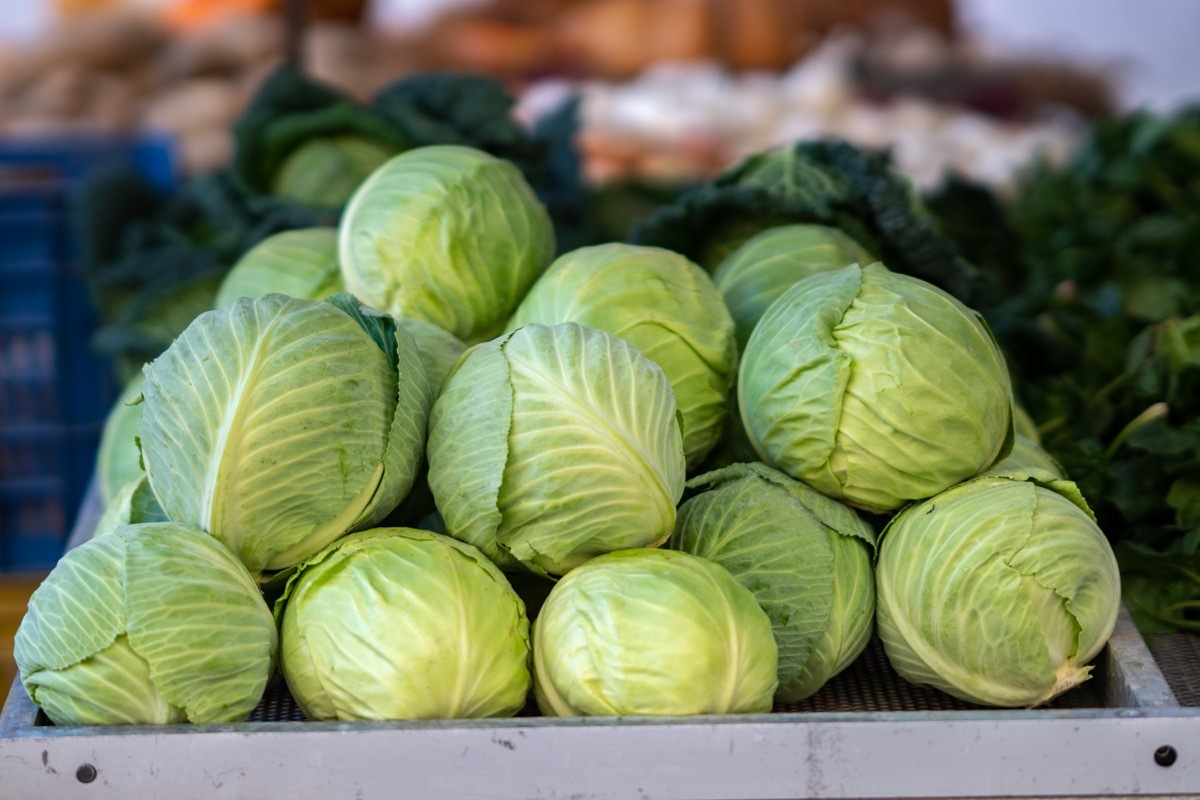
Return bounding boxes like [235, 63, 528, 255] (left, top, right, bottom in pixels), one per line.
[1, 5, 1197, 798]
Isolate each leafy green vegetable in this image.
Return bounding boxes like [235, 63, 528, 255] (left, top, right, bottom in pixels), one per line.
[739, 263, 1013, 512]
[92, 475, 168, 538]
[339, 144, 556, 343]
[713, 223, 874, 351]
[14, 522, 277, 725]
[533, 548, 778, 716]
[876, 475, 1121, 707]
[214, 227, 343, 309]
[139, 293, 432, 577]
[427, 322, 686, 576]
[671, 463, 875, 701]
[277, 527, 531, 720]
[231, 66, 407, 211]
[631, 139, 987, 307]
[507, 243, 737, 468]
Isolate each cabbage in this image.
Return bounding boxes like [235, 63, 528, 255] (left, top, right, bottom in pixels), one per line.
[533, 549, 777, 716]
[277, 528, 531, 720]
[508, 243, 737, 468]
[138, 293, 431, 576]
[95, 372, 146, 506]
[214, 228, 343, 309]
[270, 135, 396, 209]
[671, 463, 875, 701]
[339, 144, 555, 343]
[713, 224, 873, 351]
[14, 522, 276, 725]
[875, 474, 1121, 707]
[739, 262, 1013, 512]
[427, 322, 686, 576]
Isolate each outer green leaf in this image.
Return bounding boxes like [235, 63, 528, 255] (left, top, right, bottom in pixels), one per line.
[426, 338, 515, 567]
[14, 535, 126, 678]
[507, 243, 737, 468]
[23, 635, 184, 726]
[983, 434, 1066, 481]
[279, 528, 531, 720]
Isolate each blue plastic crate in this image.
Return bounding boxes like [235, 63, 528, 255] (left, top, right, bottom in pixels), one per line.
[0, 134, 175, 571]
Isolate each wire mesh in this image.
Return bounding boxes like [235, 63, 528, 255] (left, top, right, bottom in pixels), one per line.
[1151, 632, 1200, 707]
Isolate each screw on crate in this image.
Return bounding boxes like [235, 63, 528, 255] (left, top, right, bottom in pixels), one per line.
[76, 763, 97, 783]
[1154, 745, 1178, 767]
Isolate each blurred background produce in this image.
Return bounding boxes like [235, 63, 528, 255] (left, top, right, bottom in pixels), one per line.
[1, 0, 1198, 695]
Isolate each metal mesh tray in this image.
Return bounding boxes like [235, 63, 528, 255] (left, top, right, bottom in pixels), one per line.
[1153, 633, 1200, 707]
[230, 635, 1106, 725]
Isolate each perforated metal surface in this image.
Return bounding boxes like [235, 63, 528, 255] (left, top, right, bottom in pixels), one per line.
[1151, 632, 1200, 707]
[235, 636, 1103, 724]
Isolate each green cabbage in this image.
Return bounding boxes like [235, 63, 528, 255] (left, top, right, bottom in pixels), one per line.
[739, 262, 1013, 512]
[713, 224, 873, 351]
[139, 293, 432, 577]
[875, 475, 1121, 707]
[427, 322, 686, 576]
[339, 144, 555, 343]
[533, 548, 778, 716]
[277, 527, 531, 720]
[507, 243, 737, 468]
[214, 227, 343, 309]
[671, 463, 875, 701]
[270, 136, 396, 209]
[14, 522, 276, 725]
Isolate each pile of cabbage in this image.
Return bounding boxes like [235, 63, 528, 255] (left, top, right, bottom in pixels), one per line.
[17, 141, 1121, 726]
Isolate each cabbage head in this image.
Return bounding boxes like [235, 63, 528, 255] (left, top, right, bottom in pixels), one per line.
[713, 224, 873, 351]
[427, 322, 686, 576]
[739, 262, 1013, 512]
[875, 474, 1121, 707]
[270, 134, 397, 209]
[139, 293, 432, 577]
[14, 521, 276, 725]
[339, 144, 555, 343]
[92, 475, 168, 538]
[277, 527, 530, 720]
[533, 549, 777, 716]
[671, 463, 875, 702]
[507, 243, 737, 469]
[214, 228, 343, 309]
[95, 372, 146, 506]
